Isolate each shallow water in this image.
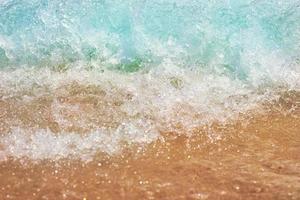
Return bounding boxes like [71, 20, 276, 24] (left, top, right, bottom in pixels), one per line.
[0, 80, 299, 199]
[0, 98, 299, 200]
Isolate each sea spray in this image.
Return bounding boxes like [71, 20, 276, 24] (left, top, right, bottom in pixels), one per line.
[0, 0, 299, 161]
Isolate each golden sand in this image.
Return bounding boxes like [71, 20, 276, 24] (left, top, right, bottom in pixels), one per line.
[0, 88, 299, 200]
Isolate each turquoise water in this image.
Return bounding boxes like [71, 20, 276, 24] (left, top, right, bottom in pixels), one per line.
[0, 0, 299, 75]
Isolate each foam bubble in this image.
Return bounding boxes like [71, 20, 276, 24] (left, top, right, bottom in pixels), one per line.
[1, 120, 160, 161]
[0, 62, 298, 161]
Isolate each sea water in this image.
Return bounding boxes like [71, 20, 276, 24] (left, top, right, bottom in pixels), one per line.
[0, 0, 299, 161]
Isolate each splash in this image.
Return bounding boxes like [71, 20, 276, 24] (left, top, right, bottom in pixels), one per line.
[0, 0, 299, 74]
[0, 0, 299, 161]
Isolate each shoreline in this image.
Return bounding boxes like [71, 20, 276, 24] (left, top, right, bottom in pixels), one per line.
[0, 108, 299, 199]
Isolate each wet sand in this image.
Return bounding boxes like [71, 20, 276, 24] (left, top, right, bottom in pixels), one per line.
[0, 88, 299, 200]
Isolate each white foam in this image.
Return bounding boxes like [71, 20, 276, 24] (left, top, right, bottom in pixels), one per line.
[0, 60, 299, 161]
[2, 120, 159, 161]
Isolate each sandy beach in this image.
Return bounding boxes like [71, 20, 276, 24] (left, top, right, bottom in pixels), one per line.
[0, 90, 299, 200]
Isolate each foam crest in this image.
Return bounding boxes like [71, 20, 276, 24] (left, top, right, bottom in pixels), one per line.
[0, 0, 300, 77]
[1, 62, 298, 161]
